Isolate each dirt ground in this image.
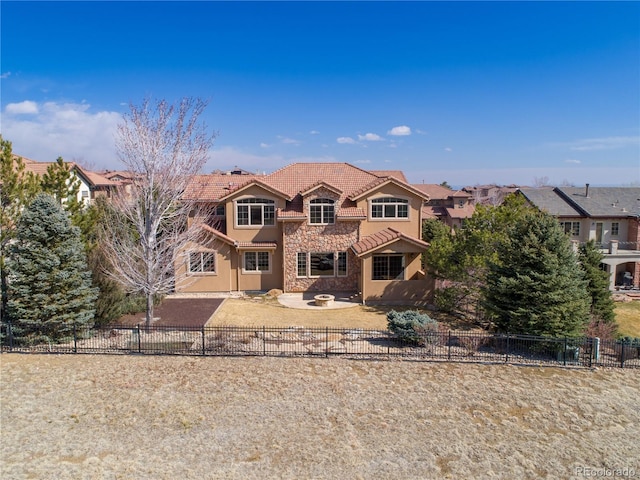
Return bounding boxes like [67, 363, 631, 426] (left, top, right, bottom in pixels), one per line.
[1, 354, 638, 480]
[116, 298, 225, 327]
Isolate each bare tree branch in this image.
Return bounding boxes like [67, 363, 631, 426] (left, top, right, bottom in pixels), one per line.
[101, 97, 216, 327]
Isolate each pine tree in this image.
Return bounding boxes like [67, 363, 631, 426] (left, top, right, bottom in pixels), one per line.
[578, 240, 616, 323]
[6, 194, 98, 343]
[482, 210, 590, 337]
[1, 137, 41, 323]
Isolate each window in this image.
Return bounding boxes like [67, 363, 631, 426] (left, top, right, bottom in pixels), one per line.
[372, 254, 405, 280]
[297, 251, 347, 277]
[309, 198, 335, 224]
[560, 221, 580, 236]
[611, 222, 619, 236]
[297, 253, 307, 277]
[310, 252, 334, 276]
[244, 251, 270, 272]
[188, 251, 216, 274]
[371, 198, 409, 219]
[215, 204, 225, 216]
[337, 252, 347, 277]
[236, 198, 275, 226]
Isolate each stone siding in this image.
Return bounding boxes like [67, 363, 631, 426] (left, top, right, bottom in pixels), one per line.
[283, 221, 360, 292]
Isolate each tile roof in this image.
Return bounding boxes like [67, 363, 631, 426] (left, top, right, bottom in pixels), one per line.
[445, 204, 475, 219]
[412, 183, 454, 200]
[351, 227, 429, 256]
[18, 157, 118, 187]
[187, 162, 425, 208]
[235, 241, 278, 250]
[336, 207, 366, 219]
[370, 170, 408, 182]
[201, 224, 236, 245]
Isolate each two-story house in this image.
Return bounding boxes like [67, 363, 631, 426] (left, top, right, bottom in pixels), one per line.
[519, 185, 640, 290]
[175, 163, 435, 305]
[412, 184, 475, 229]
[20, 156, 117, 205]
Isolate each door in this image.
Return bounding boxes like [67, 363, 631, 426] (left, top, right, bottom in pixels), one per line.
[595, 222, 603, 246]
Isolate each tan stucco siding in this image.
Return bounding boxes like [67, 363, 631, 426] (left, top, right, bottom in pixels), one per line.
[175, 241, 234, 293]
[356, 184, 423, 238]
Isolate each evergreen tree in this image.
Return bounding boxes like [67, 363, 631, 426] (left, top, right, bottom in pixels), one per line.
[0, 137, 41, 323]
[41, 156, 84, 221]
[578, 240, 616, 323]
[6, 194, 98, 343]
[482, 210, 590, 337]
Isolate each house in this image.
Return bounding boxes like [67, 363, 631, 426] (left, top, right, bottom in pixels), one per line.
[412, 184, 475, 229]
[463, 184, 520, 206]
[20, 156, 118, 205]
[175, 163, 435, 305]
[519, 185, 640, 290]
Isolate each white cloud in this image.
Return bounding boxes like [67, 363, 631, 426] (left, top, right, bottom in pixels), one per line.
[444, 147, 452, 152]
[354, 159, 371, 164]
[337, 136, 356, 144]
[565, 159, 581, 164]
[278, 136, 300, 145]
[358, 133, 384, 142]
[1, 72, 10, 79]
[260, 142, 271, 148]
[309, 130, 320, 135]
[415, 129, 428, 135]
[6, 100, 39, 114]
[387, 125, 411, 136]
[551, 136, 640, 152]
[2, 100, 121, 168]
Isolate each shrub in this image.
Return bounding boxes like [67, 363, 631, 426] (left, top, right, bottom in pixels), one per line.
[387, 310, 439, 346]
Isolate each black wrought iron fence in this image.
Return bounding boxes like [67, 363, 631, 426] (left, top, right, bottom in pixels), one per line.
[1, 323, 638, 369]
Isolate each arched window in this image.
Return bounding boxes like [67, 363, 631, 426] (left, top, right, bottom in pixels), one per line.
[309, 198, 335, 224]
[371, 197, 409, 219]
[236, 198, 275, 226]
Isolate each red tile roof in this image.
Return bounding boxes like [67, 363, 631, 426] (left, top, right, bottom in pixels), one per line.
[445, 204, 475, 219]
[370, 170, 408, 182]
[351, 228, 429, 256]
[412, 183, 453, 200]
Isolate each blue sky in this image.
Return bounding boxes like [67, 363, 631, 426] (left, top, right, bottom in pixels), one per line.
[1, 1, 639, 187]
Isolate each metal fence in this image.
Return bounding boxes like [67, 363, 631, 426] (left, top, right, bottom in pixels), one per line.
[1, 323, 638, 369]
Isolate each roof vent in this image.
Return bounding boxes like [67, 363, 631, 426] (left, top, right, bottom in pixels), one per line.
[585, 183, 589, 197]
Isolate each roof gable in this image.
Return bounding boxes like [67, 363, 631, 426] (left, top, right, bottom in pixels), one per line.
[351, 228, 429, 256]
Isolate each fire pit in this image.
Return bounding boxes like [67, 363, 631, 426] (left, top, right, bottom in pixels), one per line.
[314, 294, 335, 307]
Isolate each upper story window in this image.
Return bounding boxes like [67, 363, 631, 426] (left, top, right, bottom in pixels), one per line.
[371, 197, 409, 219]
[309, 198, 335, 224]
[611, 222, 619, 236]
[560, 221, 580, 237]
[236, 198, 275, 226]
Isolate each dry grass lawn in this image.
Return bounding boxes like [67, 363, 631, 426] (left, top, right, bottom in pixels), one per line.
[1, 354, 638, 479]
[615, 301, 640, 338]
[209, 297, 475, 330]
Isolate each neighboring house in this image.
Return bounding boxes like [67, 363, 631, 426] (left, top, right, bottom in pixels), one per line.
[463, 184, 520, 206]
[412, 184, 475, 229]
[519, 185, 640, 290]
[176, 163, 435, 305]
[20, 157, 117, 205]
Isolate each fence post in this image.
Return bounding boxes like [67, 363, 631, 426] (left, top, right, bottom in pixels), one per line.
[563, 337, 568, 366]
[262, 326, 266, 356]
[505, 333, 510, 363]
[201, 326, 206, 356]
[137, 325, 141, 353]
[620, 341, 625, 369]
[325, 326, 329, 358]
[447, 330, 451, 361]
[73, 324, 77, 354]
[8, 322, 13, 351]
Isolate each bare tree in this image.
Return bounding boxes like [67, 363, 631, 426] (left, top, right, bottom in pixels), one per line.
[102, 98, 215, 327]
